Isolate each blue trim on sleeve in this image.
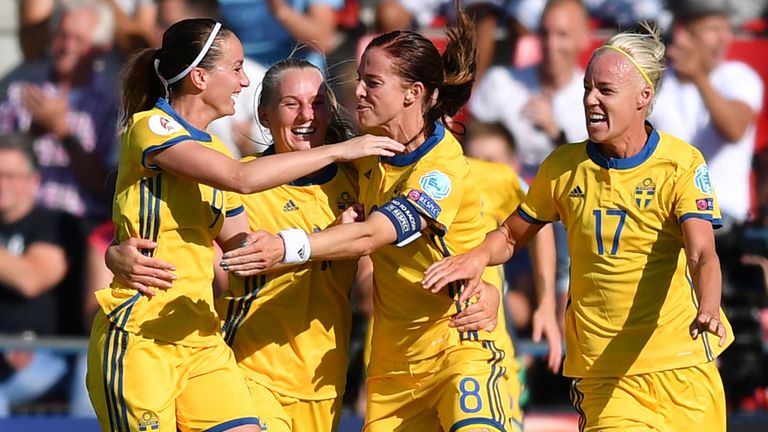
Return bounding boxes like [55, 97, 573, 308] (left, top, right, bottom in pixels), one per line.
[226, 205, 245, 217]
[382, 122, 445, 167]
[449, 417, 506, 432]
[204, 417, 262, 432]
[155, 98, 212, 142]
[587, 122, 659, 170]
[374, 196, 423, 247]
[680, 212, 723, 229]
[518, 207, 548, 225]
[142, 135, 191, 170]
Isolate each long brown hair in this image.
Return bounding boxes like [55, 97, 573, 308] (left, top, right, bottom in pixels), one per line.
[119, 18, 234, 128]
[364, 0, 476, 137]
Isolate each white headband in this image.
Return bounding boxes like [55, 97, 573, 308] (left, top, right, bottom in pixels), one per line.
[154, 22, 222, 97]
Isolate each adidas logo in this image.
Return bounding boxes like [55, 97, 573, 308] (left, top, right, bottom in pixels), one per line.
[283, 200, 299, 212]
[569, 186, 584, 198]
[364, 169, 372, 179]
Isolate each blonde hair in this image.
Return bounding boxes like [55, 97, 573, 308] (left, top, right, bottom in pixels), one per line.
[597, 23, 666, 115]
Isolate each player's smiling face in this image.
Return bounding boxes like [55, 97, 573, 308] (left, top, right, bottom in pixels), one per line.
[202, 33, 250, 118]
[583, 50, 650, 144]
[260, 67, 330, 152]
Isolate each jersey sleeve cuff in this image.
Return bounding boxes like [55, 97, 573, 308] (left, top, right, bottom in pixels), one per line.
[225, 205, 245, 217]
[679, 212, 723, 229]
[141, 135, 191, 170]
[518, 206, 549, 225]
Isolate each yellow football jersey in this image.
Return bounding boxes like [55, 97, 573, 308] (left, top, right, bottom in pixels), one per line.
[358, 123, 507, 362]
[217, 159, 359, 400]
[466, 158, 528, 290]
[95, 98, 244, 347]
[467, 158, 527, 233]
[520, 125, 733, 378]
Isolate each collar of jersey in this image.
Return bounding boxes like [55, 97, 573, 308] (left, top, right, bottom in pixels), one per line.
[154, 98, 212, 142]
[261, 145, 338, 186]
[381, 122, 445, 167]
[586, 122, 659, 170]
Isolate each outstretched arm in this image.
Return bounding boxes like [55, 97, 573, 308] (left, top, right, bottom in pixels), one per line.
[422, 209, 544, 300]
[220, 211, 401, 275]
[151, 135, 403, 195]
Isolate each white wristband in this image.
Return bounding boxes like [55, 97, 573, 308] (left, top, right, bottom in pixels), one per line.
[278, 229, 311, 265]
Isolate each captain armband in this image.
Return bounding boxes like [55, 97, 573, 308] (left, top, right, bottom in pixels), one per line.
[374, 196, 423, 247]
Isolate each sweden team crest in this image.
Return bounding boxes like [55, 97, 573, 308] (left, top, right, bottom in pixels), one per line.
[634, 177, 656, 209]
[138, 411, 159, 431]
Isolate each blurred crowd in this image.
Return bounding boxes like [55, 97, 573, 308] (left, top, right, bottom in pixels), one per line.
[0, 0, 767, 420]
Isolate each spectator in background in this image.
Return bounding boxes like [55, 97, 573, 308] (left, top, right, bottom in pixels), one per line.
[375, 0, 508, 79]
[470, 0, 589, 180]
[17, 0, 158, 59]
[218, 0, 341, 70]
[105, 0, 160, 52]
[0, 134, 70, 417]
[0, 0, 120, 233]
[650, 0, 764, 227]
[463, 120, 520, 171]
[508, 0, 666, 33]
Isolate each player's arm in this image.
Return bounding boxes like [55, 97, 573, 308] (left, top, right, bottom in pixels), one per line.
[423, 209, 544, 300]
[103, 212, 256, 296]
[221, 210, 409, 274]
[527, 222, 562, 372]
[682, 217, 727, 346]
[148, 135, 403, 195]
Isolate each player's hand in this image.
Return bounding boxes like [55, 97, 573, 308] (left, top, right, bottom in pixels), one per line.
[336, 203, 365, 225]
[220, 230, 285, 276]
[449, 281, 499, 332]
[422, 249, 490, 302]
[334, 134, 405, 161]
[106, 238, 176, 297]
[690, 309, 727, 347]
[532, 302, 563, 373]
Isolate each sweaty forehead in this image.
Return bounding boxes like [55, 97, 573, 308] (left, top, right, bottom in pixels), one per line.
[586, 50, 640, 85]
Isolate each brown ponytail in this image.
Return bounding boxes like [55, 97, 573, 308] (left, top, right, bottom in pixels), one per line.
[364, 0, 476, 137]
[119, 18, 234, 129]
[436, 0, 477, 119]
[120, 48, 163, 129]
